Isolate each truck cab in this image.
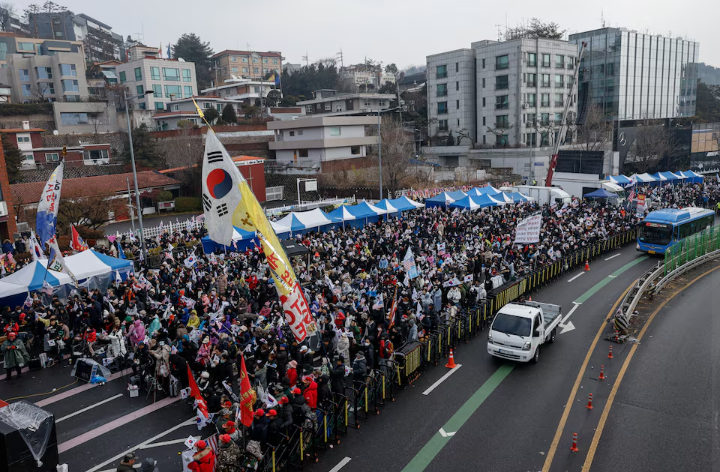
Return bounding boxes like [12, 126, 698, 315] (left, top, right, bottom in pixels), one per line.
[487, 301, 562, 363]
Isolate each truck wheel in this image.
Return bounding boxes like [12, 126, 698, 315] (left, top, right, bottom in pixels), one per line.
[532, 346, 540, 364]
[548, 329, 557, 344]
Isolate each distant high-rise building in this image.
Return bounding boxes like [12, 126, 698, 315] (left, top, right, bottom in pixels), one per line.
[569, 28, 699, 121]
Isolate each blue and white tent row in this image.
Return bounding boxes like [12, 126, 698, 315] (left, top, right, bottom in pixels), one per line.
[390, 196, 425, 210]
[651, 171, 685, 182]
[630, 173, 658, 184]
[605, 175, 633, 186]
[425, 192, 459, 208]
[467, 184, 502, 196]
[0, 251, 133, 306]
[676, 170, 704, 183]
[448, 194, 504, 210]
[506, 191, 532, 202]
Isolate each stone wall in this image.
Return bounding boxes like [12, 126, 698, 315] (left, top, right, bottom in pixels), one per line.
[41, 132, 128, 156]
[0, 113, 55, 132]
[16, 164, 127, 183]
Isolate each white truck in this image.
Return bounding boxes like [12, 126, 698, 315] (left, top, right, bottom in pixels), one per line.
[487, 301, 562, 364]
[510, 185, 572, 206]
[551, 175, 626, 205]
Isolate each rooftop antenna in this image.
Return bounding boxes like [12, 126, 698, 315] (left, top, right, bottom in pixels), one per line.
[495, 24, 503, 41]
[601, 9, 605, 28]
[337, 48, 344, 69]
[302, 52, 309, 67]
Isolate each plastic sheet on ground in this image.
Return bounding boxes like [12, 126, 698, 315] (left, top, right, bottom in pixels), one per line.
[0, 401, 54, 467]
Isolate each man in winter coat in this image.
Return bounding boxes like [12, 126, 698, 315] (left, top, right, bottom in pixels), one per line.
[316, 375, 332, 409]
[1, 332, 29, 380]
[266, 409, 283, 447]
[351, 352, 368, 384]
[140, 458, 159, 472]
[301, 375, 318, 409]
[215, 434, 241, 472]
[116, 452, 137, 472]
[249, 409, 268, 447]
[278, 396, 294, 430]
[330, 357, 346, 396]
[188, 440, 215, 472]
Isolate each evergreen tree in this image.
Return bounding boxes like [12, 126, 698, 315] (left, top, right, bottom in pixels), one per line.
[203, 106, 219, 124]
[221, 103, 237, 124]
[1, 133, 23, 183]
[124, 124, 160, 168]
[171, 33, 214, 90]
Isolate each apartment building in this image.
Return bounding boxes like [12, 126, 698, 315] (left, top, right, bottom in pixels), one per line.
[211, 50, 282, 84]
[0, 34, 84, 67]
[115, 56, 198, 111]
[296, 90, 395, 117]
[569, 28, 699, 120]
[153, 96, 245, 130]
[2, 51, 89, 102]
[268, 116, 377, 165]
[201, 77, 278, 105]
[427, 38, 579, 148]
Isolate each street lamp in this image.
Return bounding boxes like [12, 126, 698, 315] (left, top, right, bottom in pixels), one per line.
[377, 106, 402, 200]
[123, 89, 154, 263]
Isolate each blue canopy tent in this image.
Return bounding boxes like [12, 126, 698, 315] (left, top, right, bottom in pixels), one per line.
[473, 193, 504, 207]
[606, 175, 633, 186]
[388, 196, 424, 212]
[446, 190, 467, 201]
[470, 184, 501, 196]
[346, 201, 388, 224]
[448, 196, 483, 211]
[0, 260, 74, 308]
[630, 173, 658, 186]
[201, 226, 258, 254]
[584, 188, 618, 198]
[374, 199, 400, 215]
[677, 170, 704, 183]
[327, 205, 364, 229]
[651, 171, 682, 183]
[425, 192, 456, 208]
[506, 191, 531, 203]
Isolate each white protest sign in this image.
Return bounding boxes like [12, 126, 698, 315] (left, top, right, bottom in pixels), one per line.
[514, 214, 542, 244]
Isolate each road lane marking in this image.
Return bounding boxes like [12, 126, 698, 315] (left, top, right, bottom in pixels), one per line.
[582, 264, 720, 471]
[56, 394, 123, 423]
[605, 254, 621, 261]
[329, 457, 352, 472]
[36, 368, 133, 407]
[401, 365, 514, 472]
[568, 273, 585, 282]
[559, 303, 582, 335]
[85, 417, 196, 472]
[422, 365, 463, 395]
[439, 428, 455, 437]
[541, 282, 635, 472]
[574, 256, 648, 304]
[58, 396, 182, 453]
[139, 437, 195, 449]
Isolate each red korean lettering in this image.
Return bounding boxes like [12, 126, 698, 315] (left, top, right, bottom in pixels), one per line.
[266, 252, 280, 271]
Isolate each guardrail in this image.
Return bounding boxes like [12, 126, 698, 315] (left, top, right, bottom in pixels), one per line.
[664, 226, 720, 276]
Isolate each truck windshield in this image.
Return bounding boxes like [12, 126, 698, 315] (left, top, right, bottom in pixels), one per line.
[639, 223, 673, 246]
[492, 313, 531, 337]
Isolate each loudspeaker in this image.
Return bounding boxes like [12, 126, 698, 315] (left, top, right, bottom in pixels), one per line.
[0, 401, 59, 472]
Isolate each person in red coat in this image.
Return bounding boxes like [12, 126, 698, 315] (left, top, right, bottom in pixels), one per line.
[301, 376, 318, 409]
[188, 440, 215, 472]
[286, 360, 298, 386]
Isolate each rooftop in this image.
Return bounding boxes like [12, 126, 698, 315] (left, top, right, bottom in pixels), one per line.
[212, 50, 282, 59]
[11, 171, 180, 205]
[296, 92, 395, 105]
[0, 128, 44, 133]
[152, 111, 200, 119]
[267, 116, 378, 130]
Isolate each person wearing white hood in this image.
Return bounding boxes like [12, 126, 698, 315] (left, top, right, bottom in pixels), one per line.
[336, 331, 350, 362]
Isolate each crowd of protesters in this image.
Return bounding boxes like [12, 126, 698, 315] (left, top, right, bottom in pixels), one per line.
[1, 179, 720, 470]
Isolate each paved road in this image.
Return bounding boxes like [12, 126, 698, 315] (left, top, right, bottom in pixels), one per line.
[0, 243, 660, 472]
[590, 264, 720, 472]
[102, 212, 201, 236]
[309, 243, 658, 472]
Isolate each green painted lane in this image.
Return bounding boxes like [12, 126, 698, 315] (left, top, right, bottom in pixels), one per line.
[574, 256, 648, 304]
[400, 254, 650, 472]
[401, 365, 515, 472]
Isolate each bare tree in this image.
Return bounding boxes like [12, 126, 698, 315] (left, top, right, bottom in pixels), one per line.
[378, 116, 413, 197]
[0, 2, 15, 32]
[157, 125, 203, 187]
[22, 3, 40, 37]
[486, 121, 514, 148]
[30, 83, 51, 102]
[506, 18, 567, 40]
[573, 105, 612, 151]
[85, 103, 108, 140]
[456, 128, 475, 147]
[625, 118, 678, 173]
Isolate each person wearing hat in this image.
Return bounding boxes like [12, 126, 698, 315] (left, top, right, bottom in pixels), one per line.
[278, 396, 294, 430]
[290, 387, 308, 426]
[249, 409, 268, 448]
[286, 360, 298, 387]
[116, 452, 137, 472]
[266, 409, 283, 447]
[221, 420, 242, 443]
[301, 375, 318, 409]
[140, 458, 159, 472]
[1, 331, 29, 380]
[215, 433, 241, 472]
[188, 440, 215, 472]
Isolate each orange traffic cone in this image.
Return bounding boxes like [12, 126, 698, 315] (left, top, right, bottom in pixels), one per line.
[599, 365, 606, 380]
[584, 260, 590, 271]
[528, 295, 532, 301]
[586, 393, 594, 410]
[570, 432, 579, 452]
[445, 349, 457, 369]
[608, 345, 614, 359]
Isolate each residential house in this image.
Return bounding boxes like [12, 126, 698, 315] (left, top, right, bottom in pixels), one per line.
[296, 90, 395, 117]
[211, 49, 282, 83]
[53, 101, 120, 134]
[201, 77, 278, 105]
[267, 116, 378, 166]
[152, 96, 245, 130]
[0, 34, 85, 67]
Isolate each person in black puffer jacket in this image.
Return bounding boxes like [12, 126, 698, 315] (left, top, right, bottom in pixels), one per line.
[249, 409, 268, 448]
[289, 387, 307, 426]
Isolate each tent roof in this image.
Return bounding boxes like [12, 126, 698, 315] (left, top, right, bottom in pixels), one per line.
[390, 196, 424, 209]
[448, 196, 481, 210]
[281, 240, 310, 258]
[631, 173, 657, 182]
[61, 250, 131, 279]
[584, 188, 618, 198]
[507, 191, 530, 202]
[426, 192, 455, 204]
[606, 175, 632, 185]
[0, 260, 73, 298]
[472, 193, 503, 207]
[374, 199, 400, 213]
[327, 206, 356, 221]
[446, 190, 467, 200]
[346, 201, 387, 219]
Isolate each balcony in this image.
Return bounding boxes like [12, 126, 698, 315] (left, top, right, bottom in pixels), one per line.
[495, 103, 509, 110]
[495, 64, 509, 71]
[526, 81, 537, 87]
[555, 101, 565, 107]
[495, 83, 509, 90]
[528, 61, 537, 68]
[540, 82, 551, 88]
[437, 72, 447, 79]
[437, 91, 448, 97]
[540, 101, 550, 108]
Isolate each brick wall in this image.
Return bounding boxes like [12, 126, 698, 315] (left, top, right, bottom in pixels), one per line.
[16, 164, 127, 184]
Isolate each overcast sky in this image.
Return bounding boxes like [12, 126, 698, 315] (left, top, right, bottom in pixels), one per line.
[13, 0, 719, 68]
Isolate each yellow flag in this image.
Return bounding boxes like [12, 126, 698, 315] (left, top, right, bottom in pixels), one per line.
[192, 98, 204, 119]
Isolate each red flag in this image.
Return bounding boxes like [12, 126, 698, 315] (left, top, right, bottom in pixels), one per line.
[187, 364, 202, 400]
[237, 353, 254, 427]
[70, 225, 88, 252]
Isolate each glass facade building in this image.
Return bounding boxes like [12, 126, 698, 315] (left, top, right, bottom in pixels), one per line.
[569, 28, 699, 120]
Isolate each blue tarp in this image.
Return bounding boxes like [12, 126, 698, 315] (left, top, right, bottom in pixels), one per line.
[651, 171, 681, 182]
[425, 192, 456, 208]
[468, 185, 501, 196]
[375, 199, 400, 213]
[584, 188, 618, 198]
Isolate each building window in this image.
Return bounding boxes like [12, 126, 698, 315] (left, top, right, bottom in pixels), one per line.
[325, 103, 331, 111]
[242, 57, 248, 63]
[289, 131, 295, 137]
[299, 149, 309, 158]
[155, 102, 164, 110]
[163, 68, 180, 81]
[482, 58, 485, 69]
[483, 135, 486, 144]
[455, 62, 459, 72]
[36, 67, 52, 79]
[351, 146, 361, 155]
[496, 134, 508, 146]
[554, 112, 563, 125]
[19, 69, 29, 81]
[151, 67, 160, 80]
[541, 94, 550, 107]
[21, 84, 32, 96]
[65, 95, 79, 102]
[297, 130, 304, 136]
[0, 42, 6, 61]
[378, 100, 386, 107]
[138, 103, 146, 110]
[152, 84, 162, 97]
[136, 85, 144, 95]
[436, 65, 447, 79]
[164, 85, 182, 98]
[183, 69, 192, 82]
[17, 42, 34, 52]
[526, 73, 537, 87]
[495, 55, 509, 70]
[253, 67, 259, 74]
[496, 115, 509, 128]
[231, 56, 237, 62]
[134, 67, 142, 81]
[456, 82, 459, 91]
[482, 97, 486, 107]
[438, 119, 448, 131]
[495, 95, 509, 110]
[39, 83, 54, 95]
[84, 149, 109, 161]
[329, 127, 341, 136]
[527, 53, 537, 67]
[263, 58, 268, 64]
[495, 75, 509, 90]
[231, 67, 238, 73]
[555, 75, 564, 88]
[540, 74, 551, 88]
[437, 102, 448, 114]
[482, 78, 485, 88]
[483, 117, 486, 126]
[62, 80, 79, 92]
[527, 93, 536, 107]
[59, 64, 77, 76]
[184, 86, 193, 98]
[554, 93, 564, 107]
[555, 55, 564, 68]
[45, 152, 59, 162]
[437, 83, 447, 97]
[305, 105, 312, 113]
[242, 67, 249, 73]
[119, 71, 126, 83]
[173, 104, 180, 111]
[456, 100, 459, 109]
[540, 112, 550, 126]
[60, 112, 88, 125]
[541, 54, 551, 68]
[16, 136, 30, 143]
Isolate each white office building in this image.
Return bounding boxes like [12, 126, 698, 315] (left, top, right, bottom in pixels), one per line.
[115, 57, 197, 111]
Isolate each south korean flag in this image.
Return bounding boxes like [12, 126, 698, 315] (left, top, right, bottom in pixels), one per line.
[201, 131, 244, 246]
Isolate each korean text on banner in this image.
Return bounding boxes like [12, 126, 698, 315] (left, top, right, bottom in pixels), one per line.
[514, 214, 542, 244]
[635, 194, 646, 217]
[36, 161, 64, 248]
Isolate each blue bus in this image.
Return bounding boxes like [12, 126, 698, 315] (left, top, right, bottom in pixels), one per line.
[638, 208, 716, 254]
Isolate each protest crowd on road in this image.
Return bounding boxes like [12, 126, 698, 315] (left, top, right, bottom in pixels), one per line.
[2, 177, 720, 471]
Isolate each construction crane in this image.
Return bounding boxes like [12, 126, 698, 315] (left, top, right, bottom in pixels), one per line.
[545, 41, 587, 187]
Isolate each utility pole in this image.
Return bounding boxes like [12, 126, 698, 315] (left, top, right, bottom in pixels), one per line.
[337, 48, 344, 69]
[302, 52, 309, 67]
[126, 177, 136, 235]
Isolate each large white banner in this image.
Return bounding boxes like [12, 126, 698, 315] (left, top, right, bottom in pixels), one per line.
[514, 214, 542, 244]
